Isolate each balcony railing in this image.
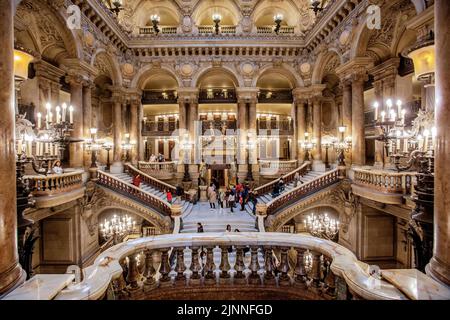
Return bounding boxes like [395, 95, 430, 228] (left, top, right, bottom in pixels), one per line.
[256, 26, 295, 35]
[24, 170, 84, 197]
[142, 120, 179, 136]
[259, 160, 298, 176]
[257, 119, 294, 135]
[266, 169, 340, 216]
[52, 232, 409, 300]
[139, 26, 178, 35]
[142, 90, 178, 105]
[137, 161, 177, 180]
[202, 120, 237, 133]
[198, 25, 237, 35]
[198, 88, 237, 104]
[97, 170, 172, 216]
[258, 90, 293, 104]
[353, 168, 416, 195]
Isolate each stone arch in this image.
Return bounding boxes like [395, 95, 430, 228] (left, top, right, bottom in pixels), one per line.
[192, 0, 242, 26]
[131, 65, 181, 90]
[95, 206, 170, 234]
[252, 64, 303, 88]
[311, 49, 343, 84]
[91, 49, 122, 87]
[14, 0, 83, 63]
[192, 65, 242, 88]
[131, 0, 181, 27]
[252, 0, 299, 27]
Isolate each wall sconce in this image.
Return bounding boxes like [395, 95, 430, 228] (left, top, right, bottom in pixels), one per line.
[273, 14, 283, 34]
[151, 14, 161, 34]
[310, 0, 324, 16]
[212, 13, 222, 35]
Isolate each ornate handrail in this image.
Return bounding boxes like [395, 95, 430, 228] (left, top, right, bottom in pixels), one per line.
[198, 25, 237, 34]
[97, 170, 172, 216]
[353, 168, 416, 195]
[255, 161, 310, 196]
[256, 26, 295, 34]
[126, 164, 190, 201]
[266, 169, 340, 216]
[139, 26, 178, 35]
[259, 160, 298, 176]
[138, 161, 177, 177]
[51, 233, 409, 301]
[24, 170, 84, 197]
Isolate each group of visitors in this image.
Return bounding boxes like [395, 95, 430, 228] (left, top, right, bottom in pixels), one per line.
[206, 181, 258, 214]
[271, 172, 304, 198]
[196, 223, 240, 233]
[148, 153, 165, 163]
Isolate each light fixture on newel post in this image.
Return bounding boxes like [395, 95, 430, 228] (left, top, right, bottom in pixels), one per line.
[212, 13, 222, 35]
[310, 0, 324, 16]
[84, 128, 104, 169]
[273, 13, 283, 34]
[110, 0, 124, 15]
[301, 132, 316, 162]
[151, 14, 161, 34]
[333, 126, 352, 167]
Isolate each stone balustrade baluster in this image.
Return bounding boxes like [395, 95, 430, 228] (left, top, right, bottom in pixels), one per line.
[324, 257, 336, 297]
[190, 247, 201, 281]
[219, 246, 231, 279]
[279, 247, 291, 284]
[249, 247, 260, 284]
[204, 247, 215, 284]
[175, 248, 185, 281]
[311, 252, 322, 288]
[235, 247, 245, 279]
[143, 249, 156, 287]
[126, 253, 140, 290]
[295, 248, 307, 285]
[264, 247, 275, 283]
[159, 249, 171, 283]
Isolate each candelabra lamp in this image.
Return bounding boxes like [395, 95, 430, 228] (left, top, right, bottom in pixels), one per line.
[333, 126, 352, 167]
[100, 214, 136, 245]
[151, 14, 160, 34]
[321, 140, 333, 169]
[245, 133, 256, 181]
[273, 14, 283, 34]
[102, 142, 114, 171]
[304, 213, 339, 241]
[121, 133, 135, 163]
[212, 14, 221, 35]
[109, 0, 123, 15]
[181, 134, 192, 182]
[301, 132, 316, 162]
[84, 128, 103, 169]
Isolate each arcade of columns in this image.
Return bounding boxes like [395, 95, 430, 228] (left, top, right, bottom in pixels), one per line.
[1, 0, 450, 295]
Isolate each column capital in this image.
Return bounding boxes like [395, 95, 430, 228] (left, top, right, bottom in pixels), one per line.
[336, 57, 373, 84]
[293, 85, 326, 102]
[177, 87, 199, 104]
[34, 60, 65, 84]
[62, 58, 98, 84]
[368, 57, 400, 82]
[236, 87, 259, 104]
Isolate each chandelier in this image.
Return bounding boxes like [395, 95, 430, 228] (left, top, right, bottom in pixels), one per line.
[333, 126, 352, 166]
[100, 214, 136, 243]
[300, 132, 316, 162]
[304, 213, 339, 241]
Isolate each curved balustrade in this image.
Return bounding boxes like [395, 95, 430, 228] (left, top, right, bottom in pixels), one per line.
[266, 169, 340, 216]
[126, 164, 190, 201]
[25, 170, 84, 197]
[255, 161, 310, 196]
[97, 170, 172, 216]
[137, 161, 177, 180]
[259, 160, 298, 176]
[53, 233, 408, 300]
[353, 168, 416, 195]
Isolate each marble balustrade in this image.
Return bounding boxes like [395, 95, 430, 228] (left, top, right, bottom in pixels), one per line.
[25, 171, 84, 197]
[137, 161, 177, 179]
[353, 168, 416, 195]
[259, 160, 298, 176]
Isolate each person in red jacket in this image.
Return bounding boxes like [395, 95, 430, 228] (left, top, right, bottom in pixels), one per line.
[132, 174, 141, 188]
[166, 190, 173, 204]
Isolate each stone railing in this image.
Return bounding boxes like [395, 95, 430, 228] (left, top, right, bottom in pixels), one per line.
[266, 169, 340, 216]
[259, 160, 298, 176]
[256, 26, 295, 34]
[50, 233, 410, 300]
[137, 161, 177, 180]
[139, 26, 178, 35]
[198, 25, 237, 34]
[126, 164, 190, 201]
[25, 170, 84, 197]
[353, 168, 416, 195]
[255, 162, 310, 196]
[97, 170, 172, 216]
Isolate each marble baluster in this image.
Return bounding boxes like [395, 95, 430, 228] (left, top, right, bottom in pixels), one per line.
[126, 253, 139, 290]
[249, 247, 260, 284]
[190, 247, 201, 281]
[159, 249, 171, 283]
[235, 247, 245, 279]
[311, 252, 322, 288]
[143, 249, 156, 287]
[175, 248, 185, 281]
[219, 246, 231, 279]
[294, 248, 307, 286]
[324, 257, 336, 296]
[264, 247, 275, 283]
[203, 247, 215, 284]
[279, 247, 291, 284]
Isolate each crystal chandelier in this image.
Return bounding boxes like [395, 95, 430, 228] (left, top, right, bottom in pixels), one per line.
[100, 214, 136, 243]
[304, 213, 339, 241]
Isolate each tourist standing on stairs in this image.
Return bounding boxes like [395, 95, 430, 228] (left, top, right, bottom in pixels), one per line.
[166, 190, 173, 204]
[197, 223, 204, 233]
[132, 174, 141, 188]
[175, 185, 184, 204]
[218, 189, 226, 209]
[209, 189, 217, 209]
[228, 191, 235, 213]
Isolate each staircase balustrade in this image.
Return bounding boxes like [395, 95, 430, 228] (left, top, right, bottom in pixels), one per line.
[259, 160, 298, 176]
[353, 168, 416, 195]
[265, 169, 340, 216]
[97, 170, 172, 216]
[137, 161, 177, 179]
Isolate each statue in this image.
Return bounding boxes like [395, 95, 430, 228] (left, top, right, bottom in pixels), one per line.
[199, 163, 207, 186]
[15, 113, 36, 140]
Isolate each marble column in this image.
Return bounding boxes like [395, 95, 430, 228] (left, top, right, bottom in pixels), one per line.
[296, 99, 307, 162]
[312, 97, 325, 171]
[0, 0, 26, 296]
[82, 82, 93, 167]
[111, 93, 123, 173]
[373, 81, 385, 168]
[189, 100, 200, 165]
[428, 0, 450, 285]
[248, 100, 257, 165]
[351, 75, 366, 167]
[291, 102, 298, 161]
[68, 76, 84, 169]
[137, 101, 144, 161]
[341, 81, 352, 165]
[130, 96, 139, 165]
[237, 100, 248, 174]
